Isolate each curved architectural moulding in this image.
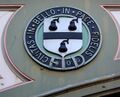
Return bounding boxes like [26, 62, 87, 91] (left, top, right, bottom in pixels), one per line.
[101, 5, 120, 60]
[0, 5, 33, 92]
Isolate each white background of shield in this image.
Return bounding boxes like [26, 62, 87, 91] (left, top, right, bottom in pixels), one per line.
[44, 17, 82, 57]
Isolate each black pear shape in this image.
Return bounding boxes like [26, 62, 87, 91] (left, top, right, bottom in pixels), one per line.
[59, 39, 69, 53]
[49, 21, 57, 31]
[68, 18, 78, 31]
[68, 21, 77, 31]
[49, 18, 59, 31]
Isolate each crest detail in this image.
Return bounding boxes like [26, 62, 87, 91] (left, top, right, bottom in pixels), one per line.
[24, 7, 102, 71]
[43, 17, 82, 57]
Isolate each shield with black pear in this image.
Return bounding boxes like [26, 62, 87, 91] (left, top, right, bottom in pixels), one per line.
[43, 17, 83, 57]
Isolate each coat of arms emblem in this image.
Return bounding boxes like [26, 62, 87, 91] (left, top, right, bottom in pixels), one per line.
[43, 17, 82, 57]
[24, 7, 102, 71]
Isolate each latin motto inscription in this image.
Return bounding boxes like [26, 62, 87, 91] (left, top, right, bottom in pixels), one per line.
[24, 7, 101, 71]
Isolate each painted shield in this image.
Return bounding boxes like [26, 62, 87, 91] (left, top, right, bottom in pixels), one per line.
[43, 17, 82, 56]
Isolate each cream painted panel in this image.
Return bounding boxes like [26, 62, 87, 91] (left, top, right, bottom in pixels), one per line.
[0, 11, 22, 90]
[111, 11, 120, 60]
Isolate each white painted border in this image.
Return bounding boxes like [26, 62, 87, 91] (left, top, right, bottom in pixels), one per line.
[0, 4, 33, 93]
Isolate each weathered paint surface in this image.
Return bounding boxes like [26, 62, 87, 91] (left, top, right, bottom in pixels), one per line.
[0, 11, 22, 90]
[0, 0, 120, 97]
